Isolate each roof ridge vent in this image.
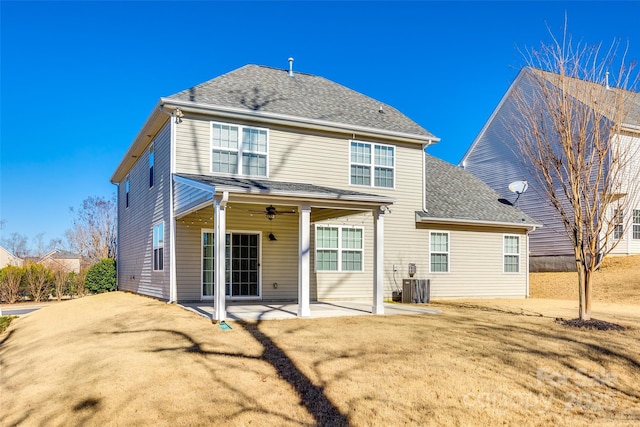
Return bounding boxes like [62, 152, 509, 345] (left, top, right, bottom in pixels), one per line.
[288, 57, 294, 77]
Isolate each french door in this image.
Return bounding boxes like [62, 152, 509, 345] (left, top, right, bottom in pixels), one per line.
[202, 231, 260, 299]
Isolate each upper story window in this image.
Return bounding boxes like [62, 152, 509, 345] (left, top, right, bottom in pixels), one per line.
[634, 210, 640, 240]
[350, 141, 395, 188]
[153, 223, 164, 271]
[125, 176, 130, 208]
[315, 225, 364, 272]
[149, 143, 155, 188]
[503, 235, 520, 273]
[211, 123, 268, 177]
[429, 231, 449, 273]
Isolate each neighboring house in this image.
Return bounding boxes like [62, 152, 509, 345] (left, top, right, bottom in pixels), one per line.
[38, 249, 82, 274]
[461, 67, 640, 271]
[0, 245, 23, 268]
[111, 63, 538, 321]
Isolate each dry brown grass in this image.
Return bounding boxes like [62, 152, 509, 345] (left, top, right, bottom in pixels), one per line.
[1, 257, 640, 426]
[530, 254, 640, 304]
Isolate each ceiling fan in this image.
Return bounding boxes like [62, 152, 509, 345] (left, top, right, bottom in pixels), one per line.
[250, 205, 297, 221]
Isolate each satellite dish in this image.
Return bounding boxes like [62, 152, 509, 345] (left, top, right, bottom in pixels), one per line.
[508, 180, 528, 195]
[508, 180, 528, 205]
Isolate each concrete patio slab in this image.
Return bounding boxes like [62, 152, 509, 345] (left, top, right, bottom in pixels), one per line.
[180, 301, 441, 321]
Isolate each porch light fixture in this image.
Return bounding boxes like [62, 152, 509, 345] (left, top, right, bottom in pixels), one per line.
[175, 108, 184, 124]
[265, 206, 277, 221]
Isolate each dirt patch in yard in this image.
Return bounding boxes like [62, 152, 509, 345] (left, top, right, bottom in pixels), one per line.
[2, 291, 640, 426]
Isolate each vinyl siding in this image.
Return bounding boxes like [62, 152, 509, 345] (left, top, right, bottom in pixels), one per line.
[169, 114, 532, 301]
[117, 122, 171, 299]
[417, 224, 529, 298]
[175, 203, 299, 302]
[173, 116, 431, 301]
[609, 133, 640, 255]
[462, 81, 574, 257]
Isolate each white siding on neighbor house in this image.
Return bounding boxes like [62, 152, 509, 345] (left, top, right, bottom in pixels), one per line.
[461, 80, 574, 258]
[117, 122, 172, 299]
[418, 224, 529, 298]
[608, 132, 640, 255]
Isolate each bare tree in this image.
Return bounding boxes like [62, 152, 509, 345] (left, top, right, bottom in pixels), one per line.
[509, 28, 640, 320]
[1, 232, 29, 258]
[51, 266, 70, 302]
[66, 194, 117, 264]
[33, 232, 47, 258]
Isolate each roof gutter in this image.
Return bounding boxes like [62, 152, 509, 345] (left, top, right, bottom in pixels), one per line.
[416, 213, 540, 232]
[160, 98, 440, 146]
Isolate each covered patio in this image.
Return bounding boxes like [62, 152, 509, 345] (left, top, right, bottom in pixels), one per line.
[180, 301, 442, 321]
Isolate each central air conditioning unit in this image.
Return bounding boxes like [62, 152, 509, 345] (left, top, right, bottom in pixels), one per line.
[402, 279, 430, 304]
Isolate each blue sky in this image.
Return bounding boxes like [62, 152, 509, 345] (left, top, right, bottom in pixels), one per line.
[1, 1, 639, 252]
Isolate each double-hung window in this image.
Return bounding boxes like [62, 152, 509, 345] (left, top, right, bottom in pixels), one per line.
[350, 141, 394, 188]
[613, 209, 624, 240]
[429, 232, 449, 272]
[503, 235, 520, 273]
[315, 225, 364, 272]
[211, 123, 268, 177]
[633, 210, 640, 240]
[153, 223, 164, 271]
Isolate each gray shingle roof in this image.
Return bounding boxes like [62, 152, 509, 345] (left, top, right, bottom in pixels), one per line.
[167, 64, 436, 138]
[418, 154, 538, 226]
[176, 173, 395, 204]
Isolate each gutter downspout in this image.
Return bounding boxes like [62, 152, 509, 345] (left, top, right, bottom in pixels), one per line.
[113, 182, 120, 292]
[525, 226, 537, 298]
[160, 105, 178, 303]
[422, 141, 434, 213]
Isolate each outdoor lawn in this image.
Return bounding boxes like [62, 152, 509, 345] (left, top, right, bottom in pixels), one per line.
[1, 256, 639, 426]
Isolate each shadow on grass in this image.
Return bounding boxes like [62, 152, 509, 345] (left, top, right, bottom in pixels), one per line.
[239, 321, 349, 426]
[105, 325, 348, 426]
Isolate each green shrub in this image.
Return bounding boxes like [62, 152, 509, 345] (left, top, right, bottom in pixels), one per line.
[23, 263, 52, 302]
[0, 265, 25, 303]
[0, 315, 17, 334]
[84, 259, 116, 293]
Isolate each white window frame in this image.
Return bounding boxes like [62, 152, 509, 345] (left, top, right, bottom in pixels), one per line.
[210, 122, 269, 178]
[429, 231, 449, 273]
[613, 208, 624, 240]
[200, 229, 262, 300]
[503, 234, 520, 274]
[314, 225, 365, 272]
[153, 222, 164, 271]
[349, 140, 395, 189]
[633, 209, 640, 240]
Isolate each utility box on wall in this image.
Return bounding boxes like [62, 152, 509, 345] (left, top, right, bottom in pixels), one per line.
[402, 279, 430, 303]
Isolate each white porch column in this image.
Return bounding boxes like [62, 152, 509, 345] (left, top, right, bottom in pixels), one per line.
[373, 208, 385, 314]
[213, 192, 229, 322]
[298, 204, 311, 317]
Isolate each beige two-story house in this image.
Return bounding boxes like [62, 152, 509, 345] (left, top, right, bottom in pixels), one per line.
[111, 63, 538, 321]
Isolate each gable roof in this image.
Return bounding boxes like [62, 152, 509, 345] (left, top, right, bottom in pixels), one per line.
[40, 249, 81, 261]
[417, 154, 539, 229]
[529, 67, 640, 127]
[167, 64, 437, 139]
[113, 64, 439, 183]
